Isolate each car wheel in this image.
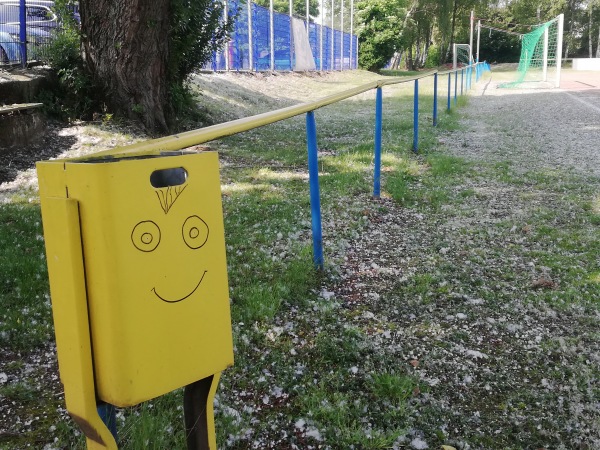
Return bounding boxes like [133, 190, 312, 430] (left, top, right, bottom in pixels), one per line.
[0, 47, 8, 64]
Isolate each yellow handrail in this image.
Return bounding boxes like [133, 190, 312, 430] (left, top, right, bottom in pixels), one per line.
[78, 71, 439, 161]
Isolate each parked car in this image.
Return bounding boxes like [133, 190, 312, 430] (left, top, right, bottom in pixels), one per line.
[0, 1, 79, 64]
[0, 2, 58, 29]
[0, 21, 51, 63]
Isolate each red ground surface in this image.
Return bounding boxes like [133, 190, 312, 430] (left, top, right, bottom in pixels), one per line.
[560, 70, 600, 90]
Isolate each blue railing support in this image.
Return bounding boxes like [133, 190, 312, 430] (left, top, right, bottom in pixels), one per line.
[305, 111, 324, 270]
[19, 0, 27, 68]
[454, 70, 458, 105]
[413, 79, 419, 153]
[468, 65, 472, 88]
[461, 69, 464, 96]
[447, 73, 451, 111]
[373, 87, 383, 198]
[433, 73, 438, 127]
[468, 65, 472, 90]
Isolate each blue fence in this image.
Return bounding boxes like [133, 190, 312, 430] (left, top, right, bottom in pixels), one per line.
[1, 1, 356, 71]
[208, 1, 358, 72]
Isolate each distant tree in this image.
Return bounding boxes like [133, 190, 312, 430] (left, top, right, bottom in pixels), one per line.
[254, 0, 319, 18]
[356, 0, 598, 72]
[478, 25, 521, 62]
[356, 0, 410, 71]
[356, 0, 479, 71]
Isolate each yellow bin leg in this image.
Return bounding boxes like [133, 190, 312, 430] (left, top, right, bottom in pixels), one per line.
[40, 197, 117, 449]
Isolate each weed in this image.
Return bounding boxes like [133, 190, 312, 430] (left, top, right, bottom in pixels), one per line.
[370, 372, 417, 405]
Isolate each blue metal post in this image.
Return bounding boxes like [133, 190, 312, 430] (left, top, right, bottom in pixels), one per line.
[373, 87, 383, 198]
[461, 69, 464, 96]
[413, 79, 419, 153]
[433, 72, 438, 126]
[306, 111, 324, 270]
[19, 0, 27, 68]
[97, 402, 118, 440]
[447, 72, 451, 111]
[468, 65, 472, 90]
[454, 70, 458, 105]
[471, 65, 474, 88]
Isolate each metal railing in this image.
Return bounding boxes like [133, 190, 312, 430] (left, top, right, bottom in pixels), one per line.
[65, 62, 492, 269]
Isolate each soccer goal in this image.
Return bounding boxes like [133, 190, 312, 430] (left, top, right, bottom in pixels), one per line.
[500, 14, 564, 88]
[453, 44, 472, 68]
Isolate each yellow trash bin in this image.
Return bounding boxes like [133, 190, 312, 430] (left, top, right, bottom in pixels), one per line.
[38, 150, 233, 410]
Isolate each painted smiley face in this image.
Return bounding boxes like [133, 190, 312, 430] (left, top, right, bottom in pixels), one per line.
[131, 215, 209, 303]
[131, 214, 210, 303]
[128, 167, 215, 304]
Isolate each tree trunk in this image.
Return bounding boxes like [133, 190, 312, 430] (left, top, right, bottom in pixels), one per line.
[422, 25, 432, 67]
[446, 0, 458, 64]
[414, 32, 421, 68]
[79, 0, 171, 133]
[589, 4, 593, 58]
[596, 23, 600, 57]
[391, 51, 403, 70]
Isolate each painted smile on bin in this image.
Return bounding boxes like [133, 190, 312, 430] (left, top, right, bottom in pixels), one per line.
[151, 270, 208, 303]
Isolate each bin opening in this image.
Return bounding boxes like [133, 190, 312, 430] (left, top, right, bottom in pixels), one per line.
[150, 167, 188, 188]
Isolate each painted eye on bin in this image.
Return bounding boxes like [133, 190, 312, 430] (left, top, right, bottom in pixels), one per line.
[131, 221, 161, 252]
[182, 215, 209, 250]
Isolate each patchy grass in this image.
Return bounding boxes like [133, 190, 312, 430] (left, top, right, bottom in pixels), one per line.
[0, 203, 52, 352]
[1, 69, 598, 449]
[380, 69, 423, 77]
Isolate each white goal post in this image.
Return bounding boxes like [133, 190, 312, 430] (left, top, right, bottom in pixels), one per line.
[453, 44, 472, 69]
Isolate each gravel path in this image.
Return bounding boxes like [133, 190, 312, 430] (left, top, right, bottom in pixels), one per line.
[440, 69, 600, 177]
[309, 68, 600, 448]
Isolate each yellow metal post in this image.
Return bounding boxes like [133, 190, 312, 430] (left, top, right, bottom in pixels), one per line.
[37, 190, 117, 449]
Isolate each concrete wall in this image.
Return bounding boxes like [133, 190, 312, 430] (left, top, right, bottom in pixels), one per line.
[0, 110, 46, 149]
[572, 58, 600, 71]
[0, 69, 53, 104]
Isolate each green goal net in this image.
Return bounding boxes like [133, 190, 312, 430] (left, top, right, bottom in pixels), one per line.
[500, 15, 563, 88]
[453, 44, 471, 68]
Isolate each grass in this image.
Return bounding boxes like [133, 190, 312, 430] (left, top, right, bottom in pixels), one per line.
[2, 69, 599, 449]
[0, 203, 52, 353]
[379, 69, 424, 77]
